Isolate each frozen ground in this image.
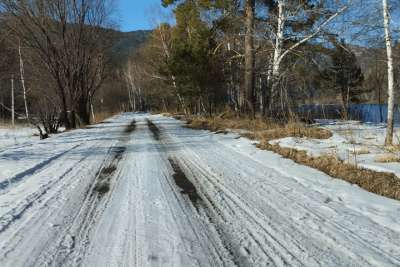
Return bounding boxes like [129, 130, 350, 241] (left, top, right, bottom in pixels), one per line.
[270, 120, 400, 177]
[0, 113, 399, 266]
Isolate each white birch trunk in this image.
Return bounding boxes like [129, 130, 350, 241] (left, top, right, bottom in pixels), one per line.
[91, 103, 95, 123]
[272, 0, 285, 79]
[383, 0, 395, 145]
[18, 42, 29, 121]
[11, 75, 15, 127]
[268, 0, 285, 109]
[125, 66, 135, 111]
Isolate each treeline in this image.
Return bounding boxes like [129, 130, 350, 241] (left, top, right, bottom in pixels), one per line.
[126, 0, 400, 144]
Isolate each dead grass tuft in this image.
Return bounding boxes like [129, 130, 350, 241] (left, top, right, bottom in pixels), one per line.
[375, 153, 400, 163]
[186, 116, 271, 132]
[351, 147, 370, 155]
[251, 124, 331, 141]
[384, 145, 400, 153]
[258, 142, 400, 201]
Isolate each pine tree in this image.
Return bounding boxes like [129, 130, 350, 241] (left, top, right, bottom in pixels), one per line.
[326, 39, 364, 118]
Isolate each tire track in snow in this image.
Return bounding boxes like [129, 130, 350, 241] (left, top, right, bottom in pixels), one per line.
[148, 118, 293, 266]
[0, 153, 86, 234]
[35, 120, 136, 266]
[0, 116, 135, 266]
[147, 118, 240, 267]
[0, 143, 83, 191]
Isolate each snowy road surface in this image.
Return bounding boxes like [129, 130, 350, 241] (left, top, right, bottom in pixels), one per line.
[0, 113, 399, 266]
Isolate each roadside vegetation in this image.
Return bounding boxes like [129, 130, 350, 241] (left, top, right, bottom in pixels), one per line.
[179, 113, 400, 201]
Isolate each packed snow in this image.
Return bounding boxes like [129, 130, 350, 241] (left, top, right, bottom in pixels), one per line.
[0, 113, 399, 266]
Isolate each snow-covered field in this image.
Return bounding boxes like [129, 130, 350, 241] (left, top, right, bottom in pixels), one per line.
[270, 120, 400, 177]
[0, 125, 37, 151]
[0, 113, 399, 266]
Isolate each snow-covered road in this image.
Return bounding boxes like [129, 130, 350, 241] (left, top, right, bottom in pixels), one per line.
[0, 113, 399, 266]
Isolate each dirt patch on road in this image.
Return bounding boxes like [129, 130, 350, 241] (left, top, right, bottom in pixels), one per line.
[147, 119, 160, 140]
[125, 120, 136, 133]
[94, 163, 116, 195]
[168, 158, 200, 206]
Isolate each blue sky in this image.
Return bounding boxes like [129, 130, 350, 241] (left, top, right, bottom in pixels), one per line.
[116, 0, 166, 32]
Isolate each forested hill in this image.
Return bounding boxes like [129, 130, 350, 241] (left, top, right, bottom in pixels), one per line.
[111, 30, 151, 63]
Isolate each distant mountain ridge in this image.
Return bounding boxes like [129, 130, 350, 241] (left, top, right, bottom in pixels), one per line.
[111, 30, 151, 63]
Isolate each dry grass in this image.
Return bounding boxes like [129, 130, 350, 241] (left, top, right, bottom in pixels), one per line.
[186, 116, 270, 132]
[384, 145, 400, 153]
[375, 153, 400, 163]
[350, 147, 370, 155]
[93, 111, 119, 124]
[186, 116, 332, 141]
[258, 142, 400, 201]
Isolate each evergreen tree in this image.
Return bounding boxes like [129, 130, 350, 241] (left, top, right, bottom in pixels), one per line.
[161, 0, 225, 114]
[325, 39, 364, 118]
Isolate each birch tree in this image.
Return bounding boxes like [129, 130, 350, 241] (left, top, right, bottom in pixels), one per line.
[18, 41, 29, 121]
[266, 0, 349, 114]
[382, 0, 395, 145]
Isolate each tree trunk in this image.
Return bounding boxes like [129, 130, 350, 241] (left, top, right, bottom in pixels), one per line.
[243, 0, 255, 117]
[70, 110, 76, 129]
[60, 91, 70, 129]
[19, 42, 29, 122]
[91, 103, 95, 123]
[268, 0, 285, 113]
[11, 75, 15, 127]
[77, 98, 90, 125]
[383, 0, 395, 145]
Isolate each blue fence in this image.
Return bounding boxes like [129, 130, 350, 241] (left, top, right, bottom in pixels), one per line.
[298, 104, 400, 124]
[349, 104, 400, 123]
